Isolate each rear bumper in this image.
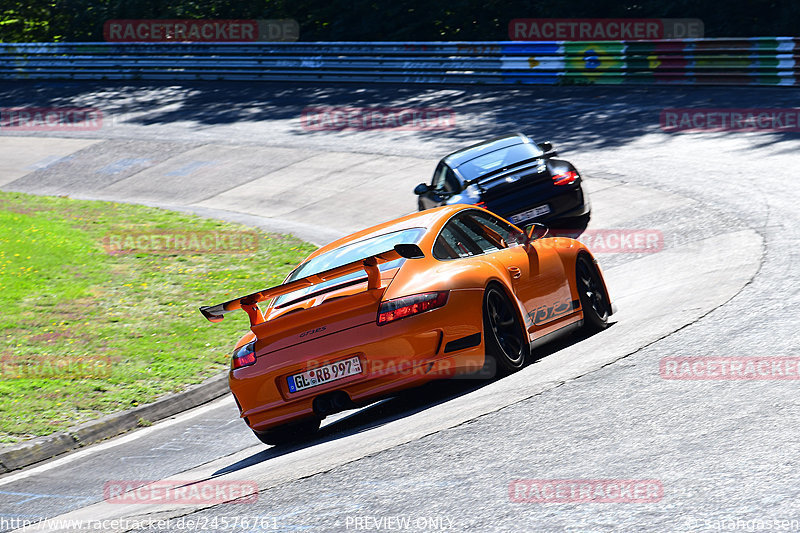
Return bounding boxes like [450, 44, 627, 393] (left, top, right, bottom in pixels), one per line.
[541, 187, 590, 222]
[229, 288, 486, 432]
[490, 182, 590, 227]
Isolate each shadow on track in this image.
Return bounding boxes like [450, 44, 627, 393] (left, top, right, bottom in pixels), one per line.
[4, 81, 800, 153]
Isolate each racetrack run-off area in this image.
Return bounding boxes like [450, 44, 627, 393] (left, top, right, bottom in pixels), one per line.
[0, 81, 798, 532]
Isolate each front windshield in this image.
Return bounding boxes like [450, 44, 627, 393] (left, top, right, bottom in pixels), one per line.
[274, 227, 427, 306]
[457, 142, 544, 182]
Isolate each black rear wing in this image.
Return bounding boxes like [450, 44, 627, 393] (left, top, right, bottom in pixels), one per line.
[463, 158, 544, 188]
[199, 243, 424, 326]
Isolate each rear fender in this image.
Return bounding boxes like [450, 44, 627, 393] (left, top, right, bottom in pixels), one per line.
[383, 255, 518, 300]
[546, 159, 579, 178]
[234, 331, 257, 351]
[483, 278, 531, 343]
[381, 255, 530, 340]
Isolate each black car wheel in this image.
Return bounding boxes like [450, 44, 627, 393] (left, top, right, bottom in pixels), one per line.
[576, 256, 611, 331]
[252, 417, 321, 446]
[483, 285, 529, 375]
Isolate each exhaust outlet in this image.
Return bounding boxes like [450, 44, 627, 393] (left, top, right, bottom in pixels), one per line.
[313, 391, 355, 417]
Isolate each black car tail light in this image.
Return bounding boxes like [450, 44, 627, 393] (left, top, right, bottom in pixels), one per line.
[552, 170, 579, 186]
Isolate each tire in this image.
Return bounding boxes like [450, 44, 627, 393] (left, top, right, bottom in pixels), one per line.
[252, 418, 321, 446]
[483, 285, 529, 376]
[576, 255, 611, 332]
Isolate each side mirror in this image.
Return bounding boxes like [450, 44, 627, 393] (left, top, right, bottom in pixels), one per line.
[413, 183, 430, 195]
[525, 223, 550, 246]
[537, 141, 557, 157]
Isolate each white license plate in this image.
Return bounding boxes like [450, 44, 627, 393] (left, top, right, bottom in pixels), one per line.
[510, 204, 551, 224]
[287, 356, 362, 393]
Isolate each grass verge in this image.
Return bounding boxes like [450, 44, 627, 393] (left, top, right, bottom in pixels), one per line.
[0, 191, 315, 443]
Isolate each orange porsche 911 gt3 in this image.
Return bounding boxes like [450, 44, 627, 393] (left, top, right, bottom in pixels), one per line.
[200, 205, 613, 445]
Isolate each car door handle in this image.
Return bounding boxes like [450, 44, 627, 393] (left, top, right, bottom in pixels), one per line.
[507, 266, 522, 279]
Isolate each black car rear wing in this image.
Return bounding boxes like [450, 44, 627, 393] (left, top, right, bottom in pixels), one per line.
[462, 157, 545, 189]
[199, 243, 424, 326]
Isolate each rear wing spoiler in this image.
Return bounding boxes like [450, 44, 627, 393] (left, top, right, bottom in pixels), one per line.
[463, 157, 543, 188]
[199, 243, 424, 326]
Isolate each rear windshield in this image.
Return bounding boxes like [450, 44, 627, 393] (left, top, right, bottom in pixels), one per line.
[274, 227, 427, 306]
[457, 142, 543, 182]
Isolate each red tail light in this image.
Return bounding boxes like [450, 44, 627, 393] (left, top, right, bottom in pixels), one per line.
[552, 170, 579, 186]
[377, 291, 449, 325]
[232, 342, 256, 369]
[476, 201, 487, 208]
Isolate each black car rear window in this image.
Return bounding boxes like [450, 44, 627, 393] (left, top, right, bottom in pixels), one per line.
[457, 142, 544, 182]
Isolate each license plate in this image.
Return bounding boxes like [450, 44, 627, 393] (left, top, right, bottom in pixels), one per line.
[287, 356, 363, 393]
[510, 204, 551, 224]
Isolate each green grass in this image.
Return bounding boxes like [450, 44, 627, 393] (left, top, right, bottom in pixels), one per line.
[0, 191, 316, 443]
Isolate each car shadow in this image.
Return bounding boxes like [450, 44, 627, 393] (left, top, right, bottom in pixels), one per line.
[210, 322, 615, 478]
[210, 377, 488, 477]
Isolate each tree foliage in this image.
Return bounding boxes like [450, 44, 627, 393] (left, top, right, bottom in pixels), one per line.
[0, 0, 798, 42]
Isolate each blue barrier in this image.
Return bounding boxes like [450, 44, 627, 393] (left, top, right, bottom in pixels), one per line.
[1, 39, 797, 86]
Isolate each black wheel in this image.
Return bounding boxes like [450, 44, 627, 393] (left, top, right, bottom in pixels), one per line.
[252, 418, 320, 446]
[576, 256, 611, 331]
[483, 285, 529, 375]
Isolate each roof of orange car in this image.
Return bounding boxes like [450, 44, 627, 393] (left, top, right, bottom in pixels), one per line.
[308, 205, 467, 260]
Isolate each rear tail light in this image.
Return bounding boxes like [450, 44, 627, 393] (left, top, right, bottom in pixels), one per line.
[232, 341, 256, 369]
[377, 291, 449, 325]
[552, 170, 579, 186]
[475, 201, 487, 208]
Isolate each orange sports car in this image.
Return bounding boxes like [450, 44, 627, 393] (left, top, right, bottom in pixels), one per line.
[200, 205, 613, 445]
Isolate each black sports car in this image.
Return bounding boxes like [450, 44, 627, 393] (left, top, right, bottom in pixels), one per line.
[414, 133, 590, 227]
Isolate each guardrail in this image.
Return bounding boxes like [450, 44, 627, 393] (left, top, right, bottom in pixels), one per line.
[1, 38, 797, 86]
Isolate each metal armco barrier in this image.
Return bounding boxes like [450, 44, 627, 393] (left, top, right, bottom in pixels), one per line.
[0, 38, 798, 86]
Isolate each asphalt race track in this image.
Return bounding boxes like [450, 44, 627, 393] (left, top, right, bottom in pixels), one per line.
[0, 81, 798, 532]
